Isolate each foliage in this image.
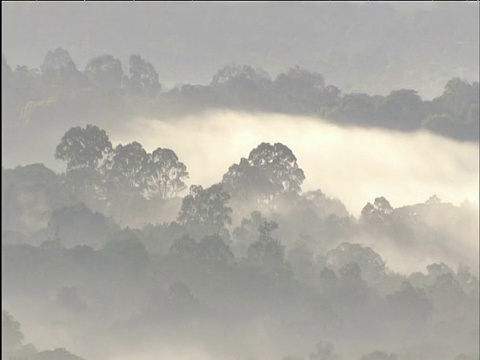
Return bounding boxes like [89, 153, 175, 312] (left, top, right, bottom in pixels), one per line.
[55, 124, 113, 171]
[85, 54, 123, 89]
[223, 142, 305, 205]
[177, 184, 232, 240]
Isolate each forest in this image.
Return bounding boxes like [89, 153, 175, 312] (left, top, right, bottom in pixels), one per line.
[2, 124, 479, 360]
[2, 2, 479, 360]
[2, 48, 479, 142]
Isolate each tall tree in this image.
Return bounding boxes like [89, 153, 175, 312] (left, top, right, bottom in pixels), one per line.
[247, 221, 286, 270]
[141, 147, 189, 200]
[222, 142, 305, 204]
[126, 54, 161, 96]
[177, 184, 232, 240]
[55, 125, 113, 172]
[85, 54, 123, 89]
[41, 47, 85, 87]
[105, 141, 148, 192]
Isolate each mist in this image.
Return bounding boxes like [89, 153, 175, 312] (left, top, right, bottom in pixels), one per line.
[109, 110, 479, 217]
[2, 2, 479, 360]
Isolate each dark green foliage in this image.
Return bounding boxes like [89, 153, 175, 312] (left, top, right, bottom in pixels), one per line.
[386, 281, 433, 331]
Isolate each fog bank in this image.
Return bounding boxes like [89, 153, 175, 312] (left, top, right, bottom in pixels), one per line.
[109, 110, 479, 217]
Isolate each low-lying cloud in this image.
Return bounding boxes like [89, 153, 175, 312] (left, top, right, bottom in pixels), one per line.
[108, 110, 479, 217]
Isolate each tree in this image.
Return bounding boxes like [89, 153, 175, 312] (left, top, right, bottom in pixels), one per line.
[169, 234, 198, 261]
[337, 262, 370, 307]
[177, 184, 232, 239]
[48, 202, 113, 248]
[422, 113, 458, 137]
[55, 125, 113, 172]
[232, 211, 269, 256]
[105, 141, 148, 192]
[100, 232, 150, 284]
[62, 167, 107, 210]
[326, 92, 378, 125]
[222, 142, 305, 204]
[287, 242, 316, 283]
[211, 64, 271, 87]
[141, 147, 189, 200]
[361, 196, 393, 225]
[210, 64, 272, 108]
[197, 234, 234, 267]
[326, 243, 386, 285]
[377, 89, 425, 131]
[437, 78, 479, 120]
[275, 66, 325, 95]
[247, 221, 285, 269]
[85, 54, 123, 89]
[126, 54, 161, 96]
[301, 190, 349, 219]
[41, 47, 85, 87]
[274, 66, 325, 110]
[101, 230, 149, 264]
[2, 311, 24, 358]
[164, 282, 199, 318]
[424, 78, 479, 140]
[319, 267, 338, 296]
[2, 163, 73, 234]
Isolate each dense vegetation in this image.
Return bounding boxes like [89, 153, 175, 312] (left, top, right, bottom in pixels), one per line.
[2, 126, 479, 360]
[3, 2, 479, 359]
[2, 48, 479, 145]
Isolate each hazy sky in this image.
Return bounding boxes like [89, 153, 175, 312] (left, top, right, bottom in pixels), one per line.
[2, 1, 478, 96]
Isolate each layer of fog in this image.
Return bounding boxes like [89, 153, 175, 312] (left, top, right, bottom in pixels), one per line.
[3, 110, 478, 360]
[109, 110, 479, 218]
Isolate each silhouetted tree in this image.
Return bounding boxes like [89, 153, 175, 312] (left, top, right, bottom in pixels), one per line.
[141, 147, 189, 200]
[55, 125, 113, 172]
[125, 54, 161, 96]
[177, 184, 232, 240]
[41, 47, 85, 87]
[85, 54, 123, 89]
[223, 142, 305, 205]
